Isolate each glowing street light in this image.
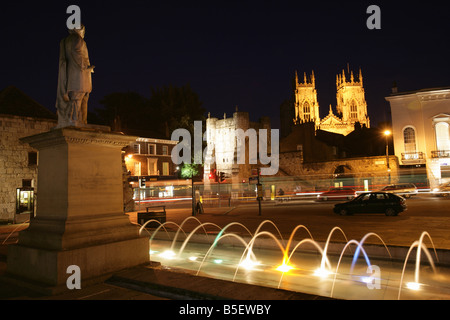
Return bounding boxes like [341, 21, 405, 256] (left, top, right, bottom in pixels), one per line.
[384, 129, 391, 183]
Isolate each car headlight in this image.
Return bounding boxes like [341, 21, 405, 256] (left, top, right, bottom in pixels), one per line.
[433, 188, 439, 192]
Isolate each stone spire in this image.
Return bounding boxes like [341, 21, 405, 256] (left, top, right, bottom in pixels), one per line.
[359, 68, 363, 85]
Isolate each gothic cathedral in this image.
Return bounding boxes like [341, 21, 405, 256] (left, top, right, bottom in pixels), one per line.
[293, 67, 370, 136]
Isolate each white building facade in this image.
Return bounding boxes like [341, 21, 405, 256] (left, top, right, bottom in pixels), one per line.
[385, 87, 450, 188]
[204, 110, 271, 185]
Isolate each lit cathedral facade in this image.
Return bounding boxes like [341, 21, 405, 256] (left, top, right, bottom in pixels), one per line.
[293, 68, 370, 136]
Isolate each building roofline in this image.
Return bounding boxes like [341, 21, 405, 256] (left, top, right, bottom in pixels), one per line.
[0, 113, 58, 123]
[386, 86, 450, 99]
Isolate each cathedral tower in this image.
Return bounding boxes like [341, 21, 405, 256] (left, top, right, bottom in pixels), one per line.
[293, 70, 320, 127]
[289, 66, 371, 136]
[335, 68, 370, 129]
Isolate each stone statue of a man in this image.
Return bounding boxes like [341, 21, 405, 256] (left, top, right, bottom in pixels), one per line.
[56, 24, 94, 128]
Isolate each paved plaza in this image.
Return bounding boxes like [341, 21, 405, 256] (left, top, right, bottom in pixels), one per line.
[1, 197, 449, 300]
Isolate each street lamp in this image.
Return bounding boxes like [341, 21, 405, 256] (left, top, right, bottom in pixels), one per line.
[384, 130, 391, 183]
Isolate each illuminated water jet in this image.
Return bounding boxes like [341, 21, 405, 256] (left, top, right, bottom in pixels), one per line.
[234, 231, 287, 282]
[177, 222, 222, 257]
[398, 231, 438, 299]
[145, 217, 450, 300]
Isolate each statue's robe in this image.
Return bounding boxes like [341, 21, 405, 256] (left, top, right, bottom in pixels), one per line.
[56, 29, 92, 127]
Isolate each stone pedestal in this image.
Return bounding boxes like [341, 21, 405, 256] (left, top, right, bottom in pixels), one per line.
[6, 127, 149, 293]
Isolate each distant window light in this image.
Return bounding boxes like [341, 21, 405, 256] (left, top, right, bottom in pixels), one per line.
[133, 144, 140, 154]
[162, 162, 169, 176]
[162, 145, 168, 155]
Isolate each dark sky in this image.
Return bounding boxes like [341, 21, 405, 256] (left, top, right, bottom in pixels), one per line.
[1, 0, 449, 129]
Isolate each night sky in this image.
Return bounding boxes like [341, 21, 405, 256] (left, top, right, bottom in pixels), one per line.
[1, 0, 449, 129]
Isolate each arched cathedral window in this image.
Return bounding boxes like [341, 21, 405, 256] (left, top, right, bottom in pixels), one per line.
[303, 101, 311, 122]
[350, 100, 358, 121]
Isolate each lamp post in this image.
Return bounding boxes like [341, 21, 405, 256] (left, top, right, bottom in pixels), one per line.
[384, 130, 391, 184]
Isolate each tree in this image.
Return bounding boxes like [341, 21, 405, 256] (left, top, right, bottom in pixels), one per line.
[95, 92, 160, 133]
[95, 85, 206, 139]
[148, 84, 206, 138]
[180, 163, 202, 216]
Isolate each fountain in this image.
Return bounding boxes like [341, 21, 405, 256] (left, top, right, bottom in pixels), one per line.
[142, 217, 450, 300]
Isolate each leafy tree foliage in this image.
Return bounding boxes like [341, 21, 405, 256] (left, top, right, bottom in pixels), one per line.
[94, 84, 205, 139]
[148, 84, 206, 137]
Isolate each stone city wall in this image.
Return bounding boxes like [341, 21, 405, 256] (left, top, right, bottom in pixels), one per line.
[278, 151, 399, 190]
[0, 114, 56, 222]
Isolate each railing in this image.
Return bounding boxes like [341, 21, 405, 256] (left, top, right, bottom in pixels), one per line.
[401, 152, 426, 164]
[431, 150, 450, 158]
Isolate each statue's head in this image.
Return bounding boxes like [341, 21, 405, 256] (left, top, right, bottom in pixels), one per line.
[68, 24, 85, 38]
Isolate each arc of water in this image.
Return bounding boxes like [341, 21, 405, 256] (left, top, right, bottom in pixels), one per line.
[170, 216, 209, 251]
[197, 220, 284, 275]
[233, 231, 287, 282]
[284, 225, 314, 262]
[320, 227, 349, 271]
[254, 220, 285, 244]
[288, 239, 332, 270]
[397, 232, 439, 300]
[144, 220, 187, 259]
[212, 222, 254, 247]
[349, 232, 392, 274]
[177, 222, 222, 257]
[196, 233, 251, 276]
[140, 219, 170, 237]
[415, 231, 439, 276]
[278, 238, 332, 289]
[330, 239, 372, 298]
[145, 221, 187, 243]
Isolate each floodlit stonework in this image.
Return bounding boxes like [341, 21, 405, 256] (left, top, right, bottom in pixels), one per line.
[0, 115, 58, 222]
[293, 68, 370, 136]
[203, 109, 271, 183]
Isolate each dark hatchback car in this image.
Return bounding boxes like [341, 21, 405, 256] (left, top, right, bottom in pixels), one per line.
[333, 192, 407, 216]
